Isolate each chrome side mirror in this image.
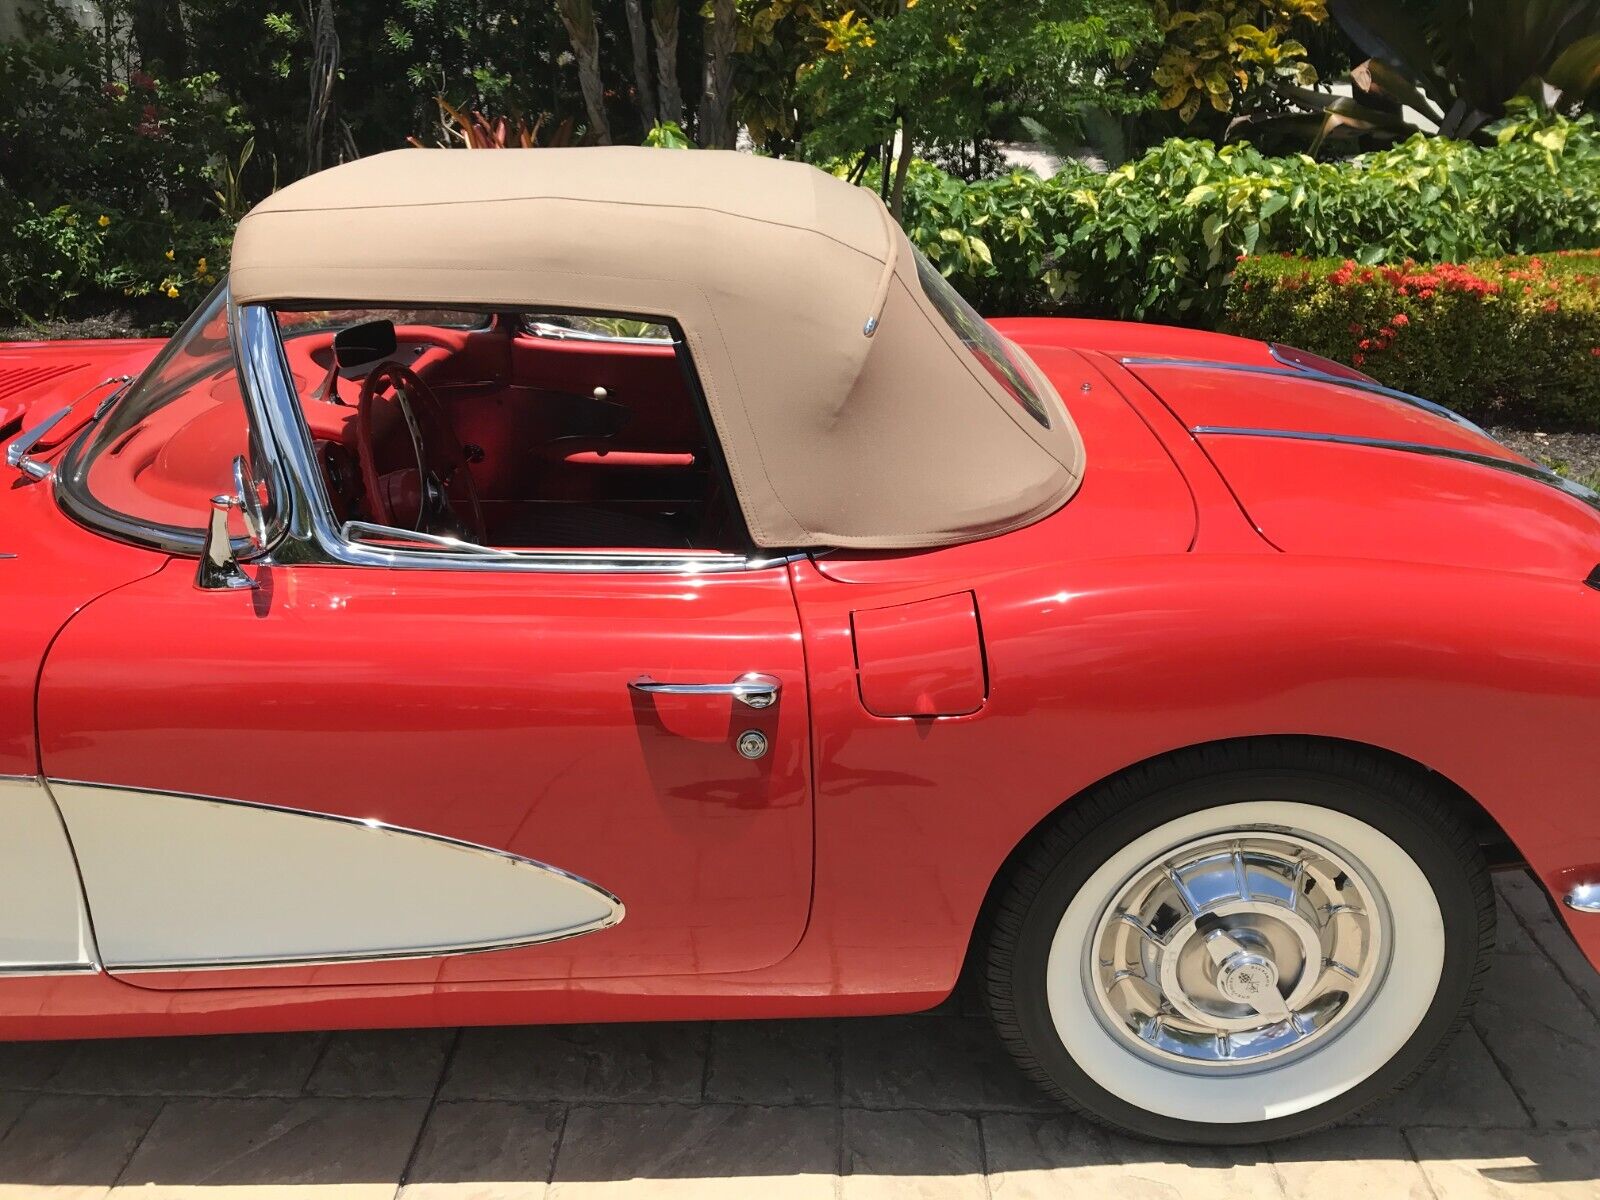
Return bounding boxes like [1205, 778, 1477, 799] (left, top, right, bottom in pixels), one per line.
[195, 456, 265, 591]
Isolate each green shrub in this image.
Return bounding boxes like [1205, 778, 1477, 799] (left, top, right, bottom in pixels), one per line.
[1222, 251, 1600, 428]
[900, 110, 1600, 325]
[0, 197, 230, 327]
[0, 0, 245, 326]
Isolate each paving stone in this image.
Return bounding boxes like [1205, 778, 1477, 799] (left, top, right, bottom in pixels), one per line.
[703, 1019, 839, 1106]
[0, 1096, 31, 1146]
[841, 1108, 985, 1200]
[1498, 872, 1600, 1019]
[400, 1099, 565, 1200]
[109, 1096, 428, 1198]
[46, 1033, 326, 1097]
[1353, 1025, 1531, 1128]
[1472, 948, 1600, 1128]
[306, 1028, 456, 1098]
[550, 1102, 836, 1199]
[444, 1025, 708, 1103]
[984, 1112, 1284, 1199]
[0, 1041, 71, 1092]
[1494, 885, 1539, 956]
[1408, 1128, 1600, 1198]
[0, 1094, 160, 1199]
[840, 1016, 1053, 1113]
[1270, 1127, 1433, 1200]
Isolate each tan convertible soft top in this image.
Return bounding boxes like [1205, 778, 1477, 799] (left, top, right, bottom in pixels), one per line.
[231, 148, 1084, 549]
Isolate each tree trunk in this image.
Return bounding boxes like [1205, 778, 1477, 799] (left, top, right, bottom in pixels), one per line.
[624, 0, 657, 128]
[129, 0, 188, 77]
[303, 0, 340, 174]
[556, 0, 613, 145]
[651, 0, 683, 128]
[698, 0, 737, 148]
[889, 120, 915, 220]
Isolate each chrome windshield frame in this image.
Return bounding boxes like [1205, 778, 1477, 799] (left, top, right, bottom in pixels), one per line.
[234, 301, 793, 575]
[52, 284, 288, 560]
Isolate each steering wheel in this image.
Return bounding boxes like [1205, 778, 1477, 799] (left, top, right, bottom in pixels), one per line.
[354, 361, 485, 543]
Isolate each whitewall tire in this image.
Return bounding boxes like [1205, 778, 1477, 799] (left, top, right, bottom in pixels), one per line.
[984, 739, 1495, 1143]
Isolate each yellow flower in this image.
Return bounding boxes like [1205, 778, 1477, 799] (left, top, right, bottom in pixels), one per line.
[166, 285, 180, 298]
[164, 249, 175, 261]
[98, 214, 111, 228]
[196, 256, 207, 272]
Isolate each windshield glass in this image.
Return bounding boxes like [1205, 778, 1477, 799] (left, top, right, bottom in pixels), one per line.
[60, 280, 262, 541]
[913, 247, 1052, 428]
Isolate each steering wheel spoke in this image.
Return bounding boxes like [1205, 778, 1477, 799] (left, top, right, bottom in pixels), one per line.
[354, 360, 485, 544]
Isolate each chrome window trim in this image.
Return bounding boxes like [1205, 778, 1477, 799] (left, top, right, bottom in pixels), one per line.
[51, 777, 625, 974]
[1190, 425, 1600, 513]
[1119, 355, 1489, 437]
[520, 319, 672, 345]
[236, 302, 796, 575]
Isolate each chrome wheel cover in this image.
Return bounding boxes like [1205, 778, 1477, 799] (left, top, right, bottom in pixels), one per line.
[1086, 828, 1390, 1073]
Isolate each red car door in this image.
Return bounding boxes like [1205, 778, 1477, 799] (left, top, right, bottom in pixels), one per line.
[36, 554, 811, 989]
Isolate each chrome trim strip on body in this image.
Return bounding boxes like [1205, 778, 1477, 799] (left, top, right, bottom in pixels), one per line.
[235, 302, 794, 575]
[1189, 426, 1600, 513]
[51, 778, 624, 974]
[1119, 355, 1490, 437]
[0, 963, 100, 977]
[1566, 883, 1600, 914]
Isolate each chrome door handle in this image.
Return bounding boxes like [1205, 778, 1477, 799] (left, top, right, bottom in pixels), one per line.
[629, 672, 781, 710]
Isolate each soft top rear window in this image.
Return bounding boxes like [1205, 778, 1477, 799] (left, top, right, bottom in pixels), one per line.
[913, 247, 1051, 429]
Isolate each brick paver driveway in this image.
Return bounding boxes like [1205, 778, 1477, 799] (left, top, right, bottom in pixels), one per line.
[1, 873, 1596, 1199]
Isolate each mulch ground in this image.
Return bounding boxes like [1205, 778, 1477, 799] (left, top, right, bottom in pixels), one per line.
[1489, 425, 1600, 489]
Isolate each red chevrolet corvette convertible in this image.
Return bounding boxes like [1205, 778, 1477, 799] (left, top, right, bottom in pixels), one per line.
[2, 148, 1597, 1142]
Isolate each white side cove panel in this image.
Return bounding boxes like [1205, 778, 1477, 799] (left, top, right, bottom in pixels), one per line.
[0, 777, 96, 972]
[51, 783, 623, 971]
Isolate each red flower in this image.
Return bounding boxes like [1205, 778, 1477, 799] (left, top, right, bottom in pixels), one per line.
[130, 69, 156, 91]
[1348, 323, 1363, 335]
[1352, 353, 1365, 366]
[1358, 339, 1373, 350]
[1419, 288, 1435, 300]
[1591, 348, 1600, 357]
[1390, 313, 1409, 327]
[1542, 300, 1559, 314]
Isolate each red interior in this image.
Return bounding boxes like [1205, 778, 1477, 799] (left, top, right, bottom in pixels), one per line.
[82, 312, 738, 552]
[289, 316, 729, 550]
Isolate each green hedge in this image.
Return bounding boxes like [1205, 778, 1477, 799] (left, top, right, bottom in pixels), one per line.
[1222, 252, 1600, 428]
[900, 111, 1600, 327]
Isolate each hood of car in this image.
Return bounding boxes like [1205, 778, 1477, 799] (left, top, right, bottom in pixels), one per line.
[1116, 347, 1600, 582]
[0, 338, 163, 442]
